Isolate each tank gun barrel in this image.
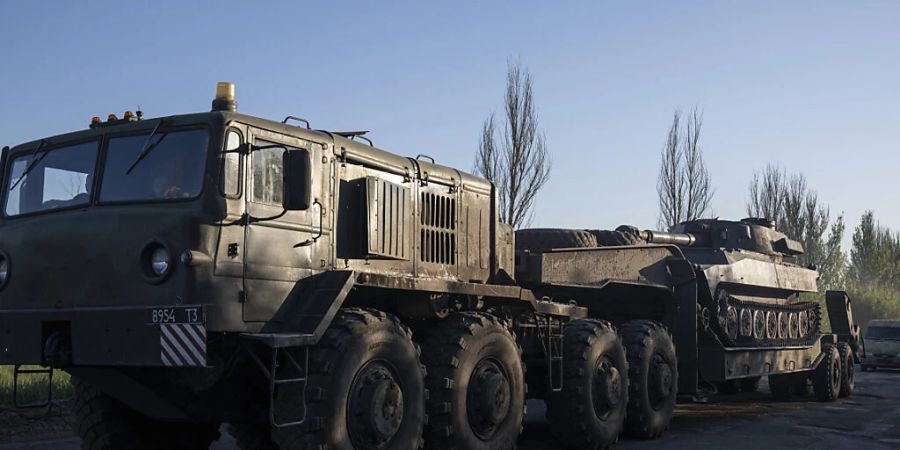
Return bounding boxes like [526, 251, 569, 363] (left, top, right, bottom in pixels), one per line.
[637, 230, 709, 247]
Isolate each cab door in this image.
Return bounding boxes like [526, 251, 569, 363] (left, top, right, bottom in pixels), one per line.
[242, 127, 332, 323]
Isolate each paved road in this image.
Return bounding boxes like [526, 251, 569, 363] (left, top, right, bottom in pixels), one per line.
[3, 369, 898, 450]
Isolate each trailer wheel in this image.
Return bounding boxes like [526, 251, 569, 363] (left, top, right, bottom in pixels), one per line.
[620, 320, 677, 439]
[812, 344, 842, 402]
[274, 308, 426, 450]
[515, 228, 598, 251]
[227, 424, 278, 450]
[836, 342, 855, 398]
[71, 378, 220, 450]
[547, 319, 628, 449]
[419, 312, 525, 450]
[739, 376, 761, 393]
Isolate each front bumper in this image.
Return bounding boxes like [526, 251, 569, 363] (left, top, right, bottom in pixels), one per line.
[0, 305, 207, 367]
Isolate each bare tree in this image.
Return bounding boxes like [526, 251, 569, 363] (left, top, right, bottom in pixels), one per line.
[747, 164, 786, 221]
[475, 61, 551, 228]
[656, 108, 714, 228]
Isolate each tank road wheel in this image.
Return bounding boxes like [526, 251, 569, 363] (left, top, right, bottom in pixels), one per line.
[739, 308, 753, 338]
[813, 344, 842, 402]
[836, 342, 856, 398]
[765, 311, 778, 340]
[71, 378, 220, 450]
[723, 306, 739, 342]
[274, 308, 426, 450]
[777, 312, 789, 340]
[547, 319, 629, 450]
[798, 311, 810, 338]
[620, 320, 678, 440]
[753, 310, 766, 340]
[227, 424, 278, 450]
[788, 313, 799, 340]
[420, 312, 525, 450]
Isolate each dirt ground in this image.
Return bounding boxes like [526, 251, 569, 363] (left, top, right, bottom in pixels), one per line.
[1, 369, 898, 449]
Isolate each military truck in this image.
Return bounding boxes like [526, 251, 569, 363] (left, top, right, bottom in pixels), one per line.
[0, 83, 861, 450]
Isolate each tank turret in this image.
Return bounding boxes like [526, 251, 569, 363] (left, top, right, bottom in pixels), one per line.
[628, 218, 805, 260]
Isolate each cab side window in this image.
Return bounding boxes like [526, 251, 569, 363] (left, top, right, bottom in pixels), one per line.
[251, 139, 285, 205]
[221, 130, 242, 197]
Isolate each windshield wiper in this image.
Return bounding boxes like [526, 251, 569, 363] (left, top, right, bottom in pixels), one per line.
[9, 139, 49, 192]
[125, 119, 171, 175]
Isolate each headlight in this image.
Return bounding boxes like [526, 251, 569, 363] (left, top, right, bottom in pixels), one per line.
[150, 247, 170, 277]
[0, 254, 8, 286]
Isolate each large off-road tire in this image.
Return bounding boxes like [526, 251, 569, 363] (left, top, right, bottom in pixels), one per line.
[836, 342, 855, 398]
[226, 424, 278, 450]
[589, 229, 643, 247]
[515, 228, 597, 251]
[813, 344, 842, 402]
[419, 312, 525, 450]
[620, 320, 678, 440]
[71, 378, 220, 450]
[274, 308, 426, 450]
[547, 319, 629, 450]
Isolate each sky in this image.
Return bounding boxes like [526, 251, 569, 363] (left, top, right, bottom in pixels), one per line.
[1, 1, 898, 250]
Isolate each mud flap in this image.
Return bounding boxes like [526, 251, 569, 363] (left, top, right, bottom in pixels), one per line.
[256, 270, 355, 345]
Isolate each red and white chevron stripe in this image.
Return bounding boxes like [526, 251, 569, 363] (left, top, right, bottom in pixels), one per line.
[159, 323, 207, 367]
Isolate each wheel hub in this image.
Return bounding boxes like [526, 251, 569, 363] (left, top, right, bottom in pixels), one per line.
[349, 362, 404, 448]
[593, 357, 622, 418]
[649, 354, 673, 408]
[467, 359, 511, 439]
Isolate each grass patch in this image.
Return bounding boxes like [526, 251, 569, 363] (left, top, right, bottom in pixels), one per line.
[0, 365, 72, 408]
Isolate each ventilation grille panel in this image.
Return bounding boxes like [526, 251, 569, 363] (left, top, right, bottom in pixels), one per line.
[420, 192, 456, 265]
[365, 177, 409, 260]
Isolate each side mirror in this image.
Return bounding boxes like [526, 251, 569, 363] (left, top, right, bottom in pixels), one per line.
[283, 149, 311, 210]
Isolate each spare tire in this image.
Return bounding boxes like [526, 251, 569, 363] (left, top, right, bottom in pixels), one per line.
[589, 229, 643, 246]
[515, 228, 598, 251]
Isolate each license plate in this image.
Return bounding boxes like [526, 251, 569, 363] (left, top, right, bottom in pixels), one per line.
[148, 306, 204, 325]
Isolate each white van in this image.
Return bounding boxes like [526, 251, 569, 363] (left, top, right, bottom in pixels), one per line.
[861, 319, 900, 371]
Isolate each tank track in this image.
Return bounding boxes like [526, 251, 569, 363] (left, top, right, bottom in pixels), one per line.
[707, 291, 821, 348]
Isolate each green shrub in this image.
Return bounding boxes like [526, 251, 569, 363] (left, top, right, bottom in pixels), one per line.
[0, 365, 72, 407]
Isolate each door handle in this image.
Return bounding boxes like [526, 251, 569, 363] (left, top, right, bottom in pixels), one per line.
[294, 199, 323, 248]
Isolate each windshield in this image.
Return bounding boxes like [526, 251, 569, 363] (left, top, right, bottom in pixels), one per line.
[4, 140, 98, 216]
[866, 326, 900, 340]
[3, 128, 210, 216]
[100, 129, 208, 202]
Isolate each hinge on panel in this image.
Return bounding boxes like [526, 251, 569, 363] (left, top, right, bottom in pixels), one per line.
[228, 243, 240, 257]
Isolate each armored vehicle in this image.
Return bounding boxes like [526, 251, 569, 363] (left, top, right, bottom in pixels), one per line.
[0, 84, 861, 450]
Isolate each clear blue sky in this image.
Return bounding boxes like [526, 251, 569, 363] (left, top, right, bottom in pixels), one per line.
[2, 1, 898, 249]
